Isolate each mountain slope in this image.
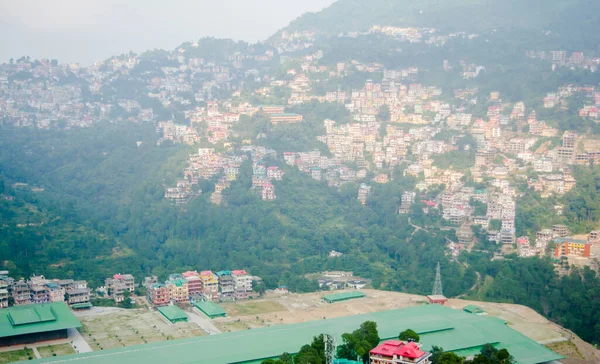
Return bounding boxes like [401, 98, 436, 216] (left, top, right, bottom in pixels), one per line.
[279, 0, 600, 49]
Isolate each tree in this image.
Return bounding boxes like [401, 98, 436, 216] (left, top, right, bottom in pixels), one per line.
[439, 352, 464, 364]
[399, 328, 420, 342]
[337, 321, 380, 363]
[294, 344, 323, 364]
[464, 344, 514, 364]
[378, 105, 391, 121]
[430, 346, 445, 364]
[120, 290, 133, 309]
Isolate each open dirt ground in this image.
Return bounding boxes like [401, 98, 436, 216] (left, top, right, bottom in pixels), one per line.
[77, 307, 206, 351]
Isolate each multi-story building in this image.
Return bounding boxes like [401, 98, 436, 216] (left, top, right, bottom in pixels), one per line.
[46, 282, 66, 302]
[588, 230, 600, 244]
[0, 277, 9, 308]
[216, 271, 235, 301]
[554, 239, 591, 258]
[0, 287, 8, 308]
[12, 279, 31, 306]
[232, 270, 253, 300]
[105, 274, 136, 303]
[552, 224, 569, 238]
[182, 271, 203, 297]
[147, 284, 170, 306]
[143, 276, 159, 287]
[200, 271, 219, 301]
[165, 278, 189, 304]
[370, 340, 431, 364]
[65, 281, 91, 306]
[269, 113, 303, 125]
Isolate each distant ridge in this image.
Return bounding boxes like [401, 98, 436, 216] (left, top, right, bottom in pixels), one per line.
[274, 0, 600, 49]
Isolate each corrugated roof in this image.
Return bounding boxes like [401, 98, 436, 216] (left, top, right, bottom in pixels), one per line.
[157, 306, 188, 322]
[323, 291, 366, 302]
[463, 305, 484, 314]
[0, 302, 81, 338]
[29, 305, 562, 364]
[194, 302, 226, 318]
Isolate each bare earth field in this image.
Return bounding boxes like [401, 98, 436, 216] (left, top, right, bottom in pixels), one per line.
[77, 307, 206, 350]
[36, 344, 76, 358]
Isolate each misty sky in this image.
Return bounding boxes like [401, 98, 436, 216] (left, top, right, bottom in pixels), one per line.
[0, 0, 336, 65]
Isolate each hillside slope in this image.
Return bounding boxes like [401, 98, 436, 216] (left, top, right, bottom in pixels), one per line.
[279, 0, 600, 49]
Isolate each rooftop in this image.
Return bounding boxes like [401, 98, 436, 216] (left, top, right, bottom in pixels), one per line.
[371, 340, 427, 359]
[194, 301, 227, 318]
[0, 302, 81, 338]
[29, 304, 562, 364]
[323, 291, 366, 303]
[157, 306, 188, 323]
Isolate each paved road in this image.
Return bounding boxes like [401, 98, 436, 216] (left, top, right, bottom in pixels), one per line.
[68, 328, 93, 353]
[32, 347, 41, 359]
[186, 309, 222, 335]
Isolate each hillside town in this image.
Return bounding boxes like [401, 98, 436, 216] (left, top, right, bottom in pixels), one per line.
[2, 26, 600, 277]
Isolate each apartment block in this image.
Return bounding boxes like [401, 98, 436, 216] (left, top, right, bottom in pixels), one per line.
[216, 271, 235, 301]
[147, 284, 170, 306]
[232, 270, 253, 300]
[200, 271, 219, 302]
[105, 274, 136, 303]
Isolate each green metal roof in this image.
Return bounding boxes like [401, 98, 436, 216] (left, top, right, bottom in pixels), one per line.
[215, 271, 231, 276]
[28, 304, 562, 364]
[157, 306, 188, 322]
[463, 305, 484, 314]
[323, 291, 366, 303]
[194, 301, 226, 318]
[70, 303, 93, 309]
[0, 302, 81, 338]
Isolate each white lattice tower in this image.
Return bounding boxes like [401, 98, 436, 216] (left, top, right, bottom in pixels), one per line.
[433, 262, 444, 296]
[324, 333, 336, 364]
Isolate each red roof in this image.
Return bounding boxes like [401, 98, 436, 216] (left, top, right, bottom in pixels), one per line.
[181, 271, 199, 278]
[370, 340, 427, 359]
[231, 270, 247, 275]
[113, 274, 122, 280]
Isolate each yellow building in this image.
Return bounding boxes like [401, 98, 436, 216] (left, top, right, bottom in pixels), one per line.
[165, 279, 189, 303]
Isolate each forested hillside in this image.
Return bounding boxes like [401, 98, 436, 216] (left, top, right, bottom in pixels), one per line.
[281, 0, 600, 50]
[0, 124, 473, 294]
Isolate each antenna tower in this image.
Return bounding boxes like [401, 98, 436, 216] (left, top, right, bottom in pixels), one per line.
[432, 262, 443, 296]
[324, 333, 336, 364]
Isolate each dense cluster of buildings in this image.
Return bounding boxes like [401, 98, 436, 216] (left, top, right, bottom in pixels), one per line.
[145, 269, 257, 306]
[517, 225, 600, 260]
[0, 273, 91, 309]
[526, 50, 600, 71]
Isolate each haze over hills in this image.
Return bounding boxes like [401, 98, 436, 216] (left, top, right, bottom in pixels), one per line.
[2, 0, 600, 362]
[279, 0, 600, 50]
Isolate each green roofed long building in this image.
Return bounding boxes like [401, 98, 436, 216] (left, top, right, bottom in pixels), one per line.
[0, 302, 81, 346]
[323, 291, 366, 303]
[29, 304, 562, 364]
[194, 301, 226, 319]
[157, 306, 188, 324]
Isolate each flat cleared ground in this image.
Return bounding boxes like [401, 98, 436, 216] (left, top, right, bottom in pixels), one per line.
[77, 308, 206, 350]
[220, 300, 287, 316]
[0, 348, 34, 363]
[37, 344, 76, 358]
